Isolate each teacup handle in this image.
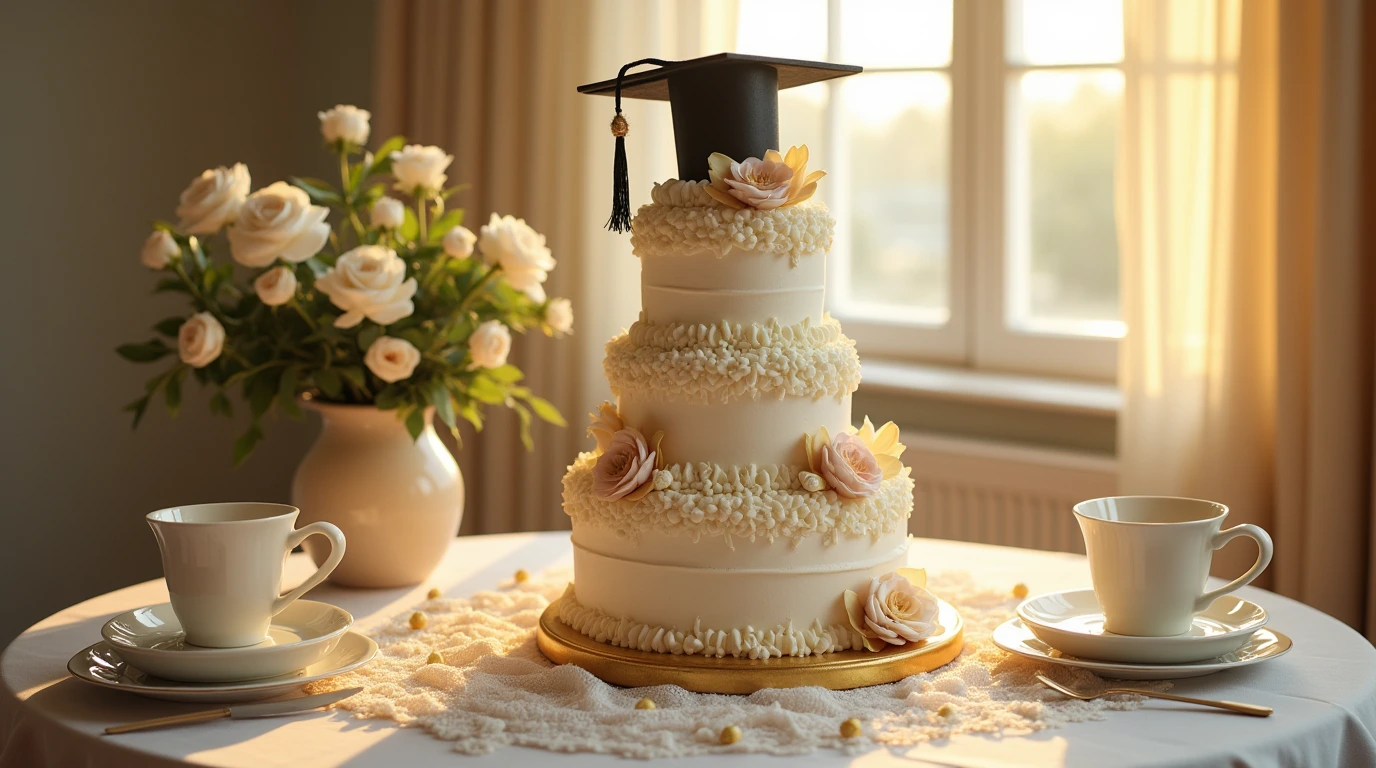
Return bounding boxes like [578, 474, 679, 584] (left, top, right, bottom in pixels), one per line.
[272, 522, 346, 616]
[1194, 524, 1273, 612]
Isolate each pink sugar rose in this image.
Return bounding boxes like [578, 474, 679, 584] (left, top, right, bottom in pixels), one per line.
[592, 428, 657, 502]
[818, 432, 883, 498]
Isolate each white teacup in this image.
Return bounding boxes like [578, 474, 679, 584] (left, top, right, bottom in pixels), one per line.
[147, 502, 346, 648]
[1073, 496, 1273, 637]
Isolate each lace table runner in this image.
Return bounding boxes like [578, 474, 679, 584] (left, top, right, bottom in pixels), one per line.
[307, 569, 1166, 759]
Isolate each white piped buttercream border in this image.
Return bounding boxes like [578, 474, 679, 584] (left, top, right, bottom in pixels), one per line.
[562, 451, 914, 542]
[631, 182, 835, 265]
[556, 584, 865, 659]
[604, 314, 861, 403]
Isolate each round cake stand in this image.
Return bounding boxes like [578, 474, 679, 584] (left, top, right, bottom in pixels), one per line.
[536, 596, 964, 694]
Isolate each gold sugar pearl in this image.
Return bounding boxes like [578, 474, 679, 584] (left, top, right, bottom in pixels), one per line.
[514, 569, 530, 584]
[719, 725, 742, 745]
[937, 704, 954, 718]
[426, 650, 444, 665]
[427, 587, 442, 600]
[1013, 583, 1029, 599]
[839, 718, 863, 738]
[634, 698, 656, 710]
[409, 612, 427, 629]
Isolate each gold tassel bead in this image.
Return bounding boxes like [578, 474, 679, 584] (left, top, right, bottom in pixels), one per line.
[610, 114, 629, 137]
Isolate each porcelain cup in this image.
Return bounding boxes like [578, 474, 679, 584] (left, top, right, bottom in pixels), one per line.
[147, 502, 346, 648]
[1073, 496, 1273, 637]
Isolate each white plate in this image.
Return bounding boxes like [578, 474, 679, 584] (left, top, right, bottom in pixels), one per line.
[67, 630, 377, 702]
[993, 619, 1291, 680]
[101, 600, 353, 683]
[1016, 589, 1268, 664]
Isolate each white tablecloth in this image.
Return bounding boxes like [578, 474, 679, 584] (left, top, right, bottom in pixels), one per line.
[2, 532, 1374, 767]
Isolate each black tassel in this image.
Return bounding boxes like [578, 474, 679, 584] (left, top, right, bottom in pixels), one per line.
[604, 58, 673, 234]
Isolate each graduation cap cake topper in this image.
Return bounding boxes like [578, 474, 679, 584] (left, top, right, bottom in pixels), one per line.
[579, 53, 862, 232]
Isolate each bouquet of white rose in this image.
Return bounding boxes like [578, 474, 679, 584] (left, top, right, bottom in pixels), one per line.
[120, 105, 570, 464]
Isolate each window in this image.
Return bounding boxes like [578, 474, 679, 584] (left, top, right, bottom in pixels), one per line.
[735, 0, 1124, 380]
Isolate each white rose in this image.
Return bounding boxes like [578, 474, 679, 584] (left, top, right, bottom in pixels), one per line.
[315, 245, 417, 328]
[390, 144, 452, 194]
[253, 265, 297, 307]
[176, 163, 250, 234]
[442, 225, 476, 258]
[468, 320, 511, 369]
[178, 312, 225, 368]
[317, 104, 370, 146]
[370, 197, 405, 230]
[545, 297, 573, 335]
[364, 336, 421, 383]
[140, 230, 179, 269]
[226, 181, 330, 268]
[478, 213, 555, 302]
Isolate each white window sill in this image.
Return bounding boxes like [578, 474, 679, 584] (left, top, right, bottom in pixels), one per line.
[858, 359, 1122, 417]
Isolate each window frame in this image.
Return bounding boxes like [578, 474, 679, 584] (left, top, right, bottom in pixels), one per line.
[813, 0, 1121, 382]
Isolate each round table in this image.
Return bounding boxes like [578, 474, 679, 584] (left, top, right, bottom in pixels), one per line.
[3, 533, 1375, 768]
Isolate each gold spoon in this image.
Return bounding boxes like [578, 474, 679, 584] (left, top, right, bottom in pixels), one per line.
[1036, 674, 1273, 717]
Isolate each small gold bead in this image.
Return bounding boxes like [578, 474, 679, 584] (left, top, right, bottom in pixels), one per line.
[610, 114, 629, 138]
[1013, 583, 1029, 599]
[937, 704, 954, 718]
[719, 725, 742, 745]
[839, 718, 862, 738]
[426, 650, 444, 665]
[514, 569, 530, 583]
[409, 611, 427, 629]
[634, 698, 656, 710]
[427, 587, 442, 600]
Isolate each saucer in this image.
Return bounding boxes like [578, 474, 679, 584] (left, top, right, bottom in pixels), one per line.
[993, 618, 1291, 680]
[68, 630, 377, 702]
[1017, 589, 1268, 664]
[101, 600, 353, 683]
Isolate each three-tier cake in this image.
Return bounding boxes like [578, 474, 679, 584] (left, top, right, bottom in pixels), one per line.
[552, 54, 944, 667]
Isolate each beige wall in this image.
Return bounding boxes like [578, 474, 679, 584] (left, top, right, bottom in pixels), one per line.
[0, 0, 376, 645]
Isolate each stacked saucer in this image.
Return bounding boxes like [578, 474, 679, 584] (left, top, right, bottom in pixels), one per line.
[994, 590, 1291, 680]
[68, 600, 377, 702]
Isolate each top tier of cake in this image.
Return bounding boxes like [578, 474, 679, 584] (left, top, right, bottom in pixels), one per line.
[631, 179, 835, 327]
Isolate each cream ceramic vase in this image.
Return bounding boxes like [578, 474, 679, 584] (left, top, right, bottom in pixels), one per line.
[291, 401, 463, 588]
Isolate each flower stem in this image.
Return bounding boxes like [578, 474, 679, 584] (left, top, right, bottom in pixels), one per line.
[289, 297, 318, 332]
[417, 197, 428, 244]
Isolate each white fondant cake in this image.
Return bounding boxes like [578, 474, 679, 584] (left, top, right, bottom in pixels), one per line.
[561, 174, 919, 659]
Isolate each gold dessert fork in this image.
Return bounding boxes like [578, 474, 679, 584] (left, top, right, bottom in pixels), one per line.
[1036, 674, 1273, 717]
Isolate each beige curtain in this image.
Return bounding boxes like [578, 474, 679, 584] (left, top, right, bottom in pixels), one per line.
[373, 0, 736, 534]
[1119, 0, 1376, 633]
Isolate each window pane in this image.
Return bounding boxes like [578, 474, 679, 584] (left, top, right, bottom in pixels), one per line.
[736, 0, 828, 61]
[840, 0, 953, 68]
[1007, 0, 1124, 65]
[1007, 70, 1123, 336]
[839, 72, 950, 323]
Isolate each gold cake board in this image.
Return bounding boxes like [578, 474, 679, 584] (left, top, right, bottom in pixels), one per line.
[536, 597, 964, 694]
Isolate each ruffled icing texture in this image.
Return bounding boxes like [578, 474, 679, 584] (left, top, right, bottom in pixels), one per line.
[631, 184, 835, 266]
[562, 452, 914, 543]
[604, 314, 861, 403]
[557, 584, 865, 659]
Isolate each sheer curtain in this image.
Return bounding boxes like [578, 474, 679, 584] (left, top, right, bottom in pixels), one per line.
[372, 0, 736, 534]
[1118, 0, 1376, 633]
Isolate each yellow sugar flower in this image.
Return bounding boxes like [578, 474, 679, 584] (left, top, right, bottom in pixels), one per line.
[704, 144, 826, 210]
[848, 417, 905, 480]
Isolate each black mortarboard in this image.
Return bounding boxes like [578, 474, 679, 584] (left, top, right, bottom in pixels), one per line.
[579, 53, 861, 232]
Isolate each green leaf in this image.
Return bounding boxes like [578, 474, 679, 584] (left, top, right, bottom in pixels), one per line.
[153, 317, 184, 338]
[374, 385, 405, 411]
[511, 400, 535, 451]
[233, 425, 263, 467]
[400, 205, 419, 242]
[164, 366, 186, 418]
[440, 183, 470, 201]
[123, 395, 151, 429]
[426, 210, 465, 243]
[154, 277, 191, 295]
[338, 366, 367, 392]
[458, 400, 483, 432]
[246, 367, 280, 418]
[428, 380, 456, 429]
[209, 390, 233, 417]
[404, 407, 426, 441]
[468, 375, 507, 405]
[367, 135, 406, 178]
[485, 364, 524, 384]
[348, 161, 364, 193]
[290, 177, 344, 206]
[278, 365, 302, 419]
[525, 395, 567, 427]
[357, 324, 382, 352]
[314, 368, 342, 400]
[117, 340, 172, 363]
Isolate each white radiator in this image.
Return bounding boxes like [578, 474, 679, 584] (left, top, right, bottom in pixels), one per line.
[905, 435, 1119, 554]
